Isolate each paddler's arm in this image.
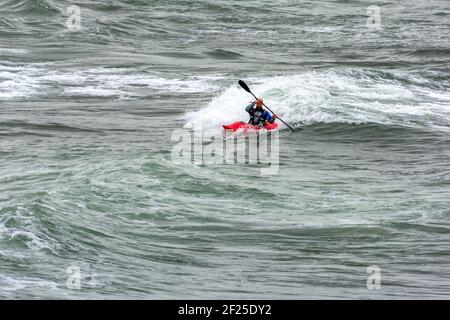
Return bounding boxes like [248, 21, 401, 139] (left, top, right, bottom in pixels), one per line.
[245, 101, 256, 113]
[265, 111, 277, 124]
[270, 113, 278, 123]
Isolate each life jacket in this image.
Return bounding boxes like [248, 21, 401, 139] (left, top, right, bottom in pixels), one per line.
[248, 108, 266, 127]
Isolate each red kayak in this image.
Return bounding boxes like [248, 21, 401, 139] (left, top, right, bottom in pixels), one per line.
[223, 121, 278, 132]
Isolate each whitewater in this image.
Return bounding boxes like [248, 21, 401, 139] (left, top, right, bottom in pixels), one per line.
[0, 0, 449, 299]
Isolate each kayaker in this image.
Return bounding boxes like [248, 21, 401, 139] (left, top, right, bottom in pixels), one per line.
[245, 98, 277, 128]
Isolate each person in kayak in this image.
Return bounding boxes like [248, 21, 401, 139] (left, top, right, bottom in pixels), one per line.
[245, 98, 277, 128]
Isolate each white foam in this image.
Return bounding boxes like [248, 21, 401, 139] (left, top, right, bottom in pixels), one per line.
[0, 64, 222, 99]
[0, 64, 46, 99]
[0, 275, 58, 292]
[0, 205, 57, 255]
[0, 221, 6, 240]
[0, 78, 40, 99]
[58, 73, 220, 98]
[184, 70, 450, 131]
[0, 48, 27, 55]
[63, 86, 127, 98]
[9, 230, 55, 252]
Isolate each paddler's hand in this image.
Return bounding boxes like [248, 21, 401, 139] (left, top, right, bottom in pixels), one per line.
[272, 114, 278, 119]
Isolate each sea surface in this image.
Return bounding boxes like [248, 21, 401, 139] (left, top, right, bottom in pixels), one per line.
[0, 0, 450, 299]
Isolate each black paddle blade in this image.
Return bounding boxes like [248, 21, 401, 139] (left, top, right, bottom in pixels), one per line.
[238, 80, 251, 93]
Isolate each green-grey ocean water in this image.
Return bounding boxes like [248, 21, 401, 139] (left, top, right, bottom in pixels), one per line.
[0, 0, 449, 299]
